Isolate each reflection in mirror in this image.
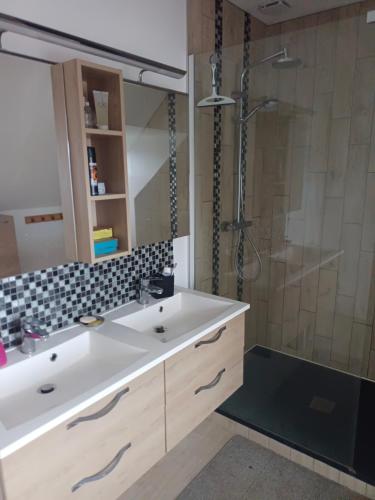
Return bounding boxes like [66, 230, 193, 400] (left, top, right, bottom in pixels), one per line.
[0, 53, 68, 278]
[124, 82, 189, 247]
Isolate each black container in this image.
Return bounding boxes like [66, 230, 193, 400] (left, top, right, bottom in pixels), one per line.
[150, 274, 174, 299]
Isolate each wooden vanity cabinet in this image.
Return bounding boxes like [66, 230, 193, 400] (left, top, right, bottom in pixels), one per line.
[165, 314, 245, 450]
[0, 365, 165, 500]
[0, 312, 245, 499]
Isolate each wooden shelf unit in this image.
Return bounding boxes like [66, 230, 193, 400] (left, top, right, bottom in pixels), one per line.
[58, 59, 131, 264]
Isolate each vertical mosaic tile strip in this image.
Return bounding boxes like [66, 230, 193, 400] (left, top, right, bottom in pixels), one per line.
[168, 93, 178, 239]
[212, 0, 224, 295]
[0, 240, 173, 349]
[237, 12, 252, 301]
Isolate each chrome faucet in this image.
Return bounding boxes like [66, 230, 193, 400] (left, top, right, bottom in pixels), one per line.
[19, 317, 49, 356]
[137, 277, 163, 306]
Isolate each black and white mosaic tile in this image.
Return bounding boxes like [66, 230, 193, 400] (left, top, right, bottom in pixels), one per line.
[168, 93, 178, 239]
[0, 240, 173, 349]
[237, 12, 252, 301]
[212, 0, 224, 296]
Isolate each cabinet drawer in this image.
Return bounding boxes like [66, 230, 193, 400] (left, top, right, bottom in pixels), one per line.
[165, 313, 245, 450]
[166, 360, 243, 450]
[165, 314, 244, 399]
[0, 364, 165, 500]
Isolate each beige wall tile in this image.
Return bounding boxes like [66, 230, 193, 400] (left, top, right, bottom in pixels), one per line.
[290, 449, 314, 470]
[301, 247, 320, 312]
[282, 285, 300, 349]
[326, 118, 351, 197]
[367, 483, 375, 500]
[332, 15, 358, 118]
[349, 322, 372, 375]
[354, 251, 375, 325]
[313, 460, 340, 482]
[315, 269, 338, 338]
[343, 145, 369, 223]
[271, 195, 289, 255]
[292, 114, 312, 147]
[358, 12, 375, 58]
[368, 350, 375, 380]
[338, 223, 361, 296]
[313, 335, 332, 365]
[248, 428, 270, 448]
[303, 173, 325, 248]
[295, 67, 315, 110]
[215, 413, 249, 439]
[254, 300, 268, 346]
[297, 310, 315, 359]
[361, 173, 375, 251]
[267, 322, 282, 350]
[331, 295, 354, 366]
[269, 261, 286, 324]
[268, 438, 291, 459]
[350, 57, 375, 145]
[309, 92, 332, 172]
[339, 471, 367, 495]
[315, 21, 337, 93]
[290, 147, 309, 216]
[321, 198, 344, 259]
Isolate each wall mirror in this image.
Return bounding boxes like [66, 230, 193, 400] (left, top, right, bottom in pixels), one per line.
[0, 53, 70, 278]
[0, 52, 189, 280]
[124, 82, 189, 247]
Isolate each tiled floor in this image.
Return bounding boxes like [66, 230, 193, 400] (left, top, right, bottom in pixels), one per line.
[177, 436, 366, 500]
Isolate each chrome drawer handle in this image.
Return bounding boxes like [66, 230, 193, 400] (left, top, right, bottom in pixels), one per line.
[71, 442, 131, 492]
[195, 325, 226, 348]
[194, 368, 226, 395]
[67, 387, 129, 430]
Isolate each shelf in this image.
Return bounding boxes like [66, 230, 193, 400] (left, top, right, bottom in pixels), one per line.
[94, 249, 130, 263]
[85, 128, 123, 137]
[91, 194, 126, 201]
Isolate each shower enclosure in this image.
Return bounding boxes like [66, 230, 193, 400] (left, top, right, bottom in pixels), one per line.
[193, 5, 375, 382]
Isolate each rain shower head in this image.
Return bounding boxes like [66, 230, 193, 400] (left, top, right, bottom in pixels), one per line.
[241, 98, 278, 123]
[272, 48, 302, 69]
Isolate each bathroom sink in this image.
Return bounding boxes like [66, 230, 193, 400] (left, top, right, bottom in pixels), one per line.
[113, 292, 233, 343]
[0, 331, 147, 430]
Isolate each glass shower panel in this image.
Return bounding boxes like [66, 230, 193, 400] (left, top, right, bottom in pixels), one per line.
[193, 8, 375, 382]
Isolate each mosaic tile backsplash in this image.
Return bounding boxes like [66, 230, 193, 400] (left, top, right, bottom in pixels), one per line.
[0, 240, 173, 349]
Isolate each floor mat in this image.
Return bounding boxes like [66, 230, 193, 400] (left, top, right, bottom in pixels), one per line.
[177, 435, 366, 500]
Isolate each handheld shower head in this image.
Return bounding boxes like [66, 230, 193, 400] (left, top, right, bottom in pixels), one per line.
[241, 98, 278, 123]
[272, 48, 302, 69]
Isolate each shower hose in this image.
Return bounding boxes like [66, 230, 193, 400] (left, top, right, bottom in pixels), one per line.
[234, 226, 262, 282]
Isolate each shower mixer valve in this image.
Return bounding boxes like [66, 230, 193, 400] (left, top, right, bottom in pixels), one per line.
[221, 220, 253, 232]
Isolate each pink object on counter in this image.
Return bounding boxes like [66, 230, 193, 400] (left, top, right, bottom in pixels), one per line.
[0, 342, 7, 367]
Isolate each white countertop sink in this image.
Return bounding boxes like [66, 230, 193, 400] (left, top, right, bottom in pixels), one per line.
[0, 331, 147, 430]
[0, 287, 249, 459]
[113, 291, 234, 343]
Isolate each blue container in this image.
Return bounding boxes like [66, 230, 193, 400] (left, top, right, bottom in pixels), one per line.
[94, 238, 118, 257]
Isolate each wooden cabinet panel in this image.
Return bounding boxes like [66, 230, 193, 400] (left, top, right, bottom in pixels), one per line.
[0, 365, 165, 500]
[165, 314, 245, 450]
[0, 215, 20, 279]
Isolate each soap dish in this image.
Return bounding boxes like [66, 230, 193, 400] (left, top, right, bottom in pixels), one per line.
[76, 315, 105, 328]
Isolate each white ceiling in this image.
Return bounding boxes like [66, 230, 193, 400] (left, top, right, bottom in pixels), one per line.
[229, 0, 363, 24]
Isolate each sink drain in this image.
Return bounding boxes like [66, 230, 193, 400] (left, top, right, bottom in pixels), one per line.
[37, 384, 56, 395]
[154, 325, 167, 334]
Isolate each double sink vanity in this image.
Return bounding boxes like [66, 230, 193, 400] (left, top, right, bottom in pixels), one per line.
[0, 288, 248, 500]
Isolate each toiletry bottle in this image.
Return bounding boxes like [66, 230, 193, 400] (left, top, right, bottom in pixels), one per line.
[0, 342, 7, 367]
[87, 146, 99, 196]
[84, 100, 96, 128]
